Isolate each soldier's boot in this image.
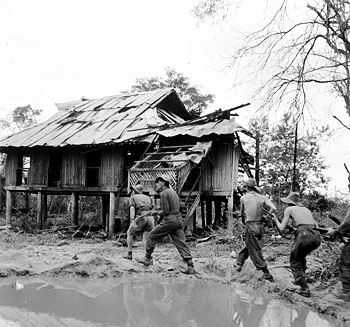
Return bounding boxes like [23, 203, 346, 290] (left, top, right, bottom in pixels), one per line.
[295, 279, 311, 298]
[123, 252, 133, 260]
[136, 254, 152, 267]
[181, 259, 196, 275]
[262, 268, 274, 282]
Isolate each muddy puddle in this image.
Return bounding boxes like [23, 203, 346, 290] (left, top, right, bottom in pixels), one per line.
[0, 277, 346, 327]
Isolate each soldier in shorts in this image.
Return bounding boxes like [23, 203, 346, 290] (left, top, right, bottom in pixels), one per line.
[123, 183, 154, 261]
[272, 192, 321, 297]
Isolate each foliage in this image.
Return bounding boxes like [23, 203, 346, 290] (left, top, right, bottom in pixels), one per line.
[305, 191, 336, 212]
[0, 105, 42, 134]
[193, 0, 350, 118]
[129, 67, 215, 117]
[248, 112, 329, 197]
[0, 105, 42, 174]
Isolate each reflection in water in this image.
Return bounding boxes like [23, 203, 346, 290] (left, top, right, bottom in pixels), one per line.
[0, 278, 346, 327]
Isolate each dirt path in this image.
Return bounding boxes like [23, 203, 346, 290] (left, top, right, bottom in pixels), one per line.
[0, 229, 349, 323]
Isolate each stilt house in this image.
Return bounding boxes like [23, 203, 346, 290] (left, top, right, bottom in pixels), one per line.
[0, 89, 254, 234]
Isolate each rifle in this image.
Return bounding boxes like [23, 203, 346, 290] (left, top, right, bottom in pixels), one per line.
[328, 213, 342, 226]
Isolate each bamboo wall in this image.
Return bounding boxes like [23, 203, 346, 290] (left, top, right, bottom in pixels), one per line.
[29, 150, 49, 186]
[61, 149, 86, 186]
[201, 140, 240, 194]
[101, 147, 124, 187]
[5, 151, 18, 186]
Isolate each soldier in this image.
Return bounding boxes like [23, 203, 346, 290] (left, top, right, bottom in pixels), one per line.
[272, 192, 321, 297]
[327, 208, 350, 301]
[123, 183, 154, 261]
[235, 178, 276, 281]
[136, 175, 195, 275]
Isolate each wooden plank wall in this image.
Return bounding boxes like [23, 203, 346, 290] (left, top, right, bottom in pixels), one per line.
[101, 147, 124, 187]
[5, 152, 18, 186]
[201, 140, 240, 194]
[29, 150, 49, 186]
[62, 149, 86, 186]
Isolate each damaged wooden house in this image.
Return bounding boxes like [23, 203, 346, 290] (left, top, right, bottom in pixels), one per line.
[0, 88, 254, 235]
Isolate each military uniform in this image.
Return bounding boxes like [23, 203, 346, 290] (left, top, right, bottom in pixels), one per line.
[236, 179, 276, 281]
[329, 209, 350, 300]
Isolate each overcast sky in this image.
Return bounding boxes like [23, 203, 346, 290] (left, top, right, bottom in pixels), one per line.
[1, 0, 350, 195]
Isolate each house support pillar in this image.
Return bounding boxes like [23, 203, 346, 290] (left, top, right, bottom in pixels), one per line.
[42, 194, 47, 223]
[71, 192, 79, 226]
[101, 195, 109, 228]
[201, 201, 205, 229]
[214, 200, 221, 227]
[206, 200, 212, 227]
[108, 191, 116, 238]
[6, 190, 12, 225]
[227, 196, 234, 232]
[37, 191, 43, 229]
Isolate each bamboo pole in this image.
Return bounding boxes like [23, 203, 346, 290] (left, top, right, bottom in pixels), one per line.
[6, 190, 12, 225]
[42, 194, 47, 223]
[108, 191, 116, 238]
[71, 192, 79, 226]
[37, 191, 43, 229]
[206, 200, 212, 227]
[201, 201, 205, 229]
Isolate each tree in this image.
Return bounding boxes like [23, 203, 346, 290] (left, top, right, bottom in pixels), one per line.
[0, 104, 42, 175]
[0, 105, 42, 133]
[248, 113, 329, 198]
[193, 0, 350, 119]
[129, 67, 215, 116]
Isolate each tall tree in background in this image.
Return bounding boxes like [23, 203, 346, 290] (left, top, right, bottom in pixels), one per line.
[130, 67, 215, 116]
[0, 104, 42, 174]
[248, 113, 329, 198]
[193, 0, 350, 119]
[0, 105, 42, 133]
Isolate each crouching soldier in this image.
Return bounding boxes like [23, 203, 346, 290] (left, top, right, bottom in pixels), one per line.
[327, 209, 350, 302]
[136, 175, 195, 275]
[272, 192, 321, 297]
[123, 183, 154, 261]
[235, 178, 276, 282]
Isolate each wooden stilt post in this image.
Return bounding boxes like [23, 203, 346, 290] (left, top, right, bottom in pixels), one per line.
[109, 191, 116, 238]
[101, 195, 108, 228]
[223, 200, 228, 228]
[227, 196, 234, 232]
[214, 200, 221, 227]
[71, 192, 79, 226]
[201, 201, 205, 229]
[206, 200, 212, 227]
[42, 194, 47, 223]
[192, 210, 196, 231]
[6, 190, 12, 225]
[0, 174, 3, 209]
[37, 191, 43, 229]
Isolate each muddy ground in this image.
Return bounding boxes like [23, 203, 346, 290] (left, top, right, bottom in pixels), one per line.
[0, 226, 349, 323]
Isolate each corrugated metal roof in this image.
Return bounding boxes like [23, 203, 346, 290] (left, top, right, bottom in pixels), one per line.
[0, 89, 190, 149]
[157, 118, 247, 138]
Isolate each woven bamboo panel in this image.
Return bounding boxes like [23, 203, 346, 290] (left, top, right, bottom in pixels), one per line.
[177, 162, 192, 193]
[129, 169, 178, 192]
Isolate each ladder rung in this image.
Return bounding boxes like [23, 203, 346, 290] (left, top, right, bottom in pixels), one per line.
[135, 159, 189, 163]
[160, 145, 195, 149]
